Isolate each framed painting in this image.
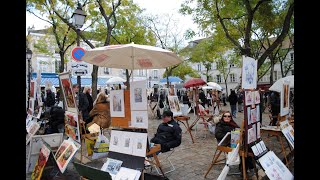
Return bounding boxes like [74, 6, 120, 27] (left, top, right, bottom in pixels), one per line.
[130, 111, 148, 129]
[110, 90, 125, 117]
[168, 96, 182, 116]
[65, 111, 81, 143]
[130, 80, 147, 111]
[280, 81, 290, 116]
[59, 72, 77, 113]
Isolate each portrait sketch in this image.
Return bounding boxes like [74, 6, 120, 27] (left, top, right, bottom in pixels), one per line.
[110, 90, 125, 117]
[241, 56, 258, 89]
[124, 138, 130, 148]
[251, 108, 257, 123]
[255, 91, 260, 104]
[245, 91, 253, 105]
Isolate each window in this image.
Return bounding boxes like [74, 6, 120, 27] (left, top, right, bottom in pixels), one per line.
[216, 75, 222, 83]
[290, 53, 294, 61]
[273, 71, 278, 81]
[138, 70, 143, 76]
[153, 70, 158, 79]
[230, 74, 236, 82]
[104, 67, 110, 74]
[197, 64, 202, 71]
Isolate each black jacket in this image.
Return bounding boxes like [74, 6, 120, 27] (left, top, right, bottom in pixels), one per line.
[86, 93, 94, 113]
[228, 94, 238, 105]
[215, 121, 238, 142]
[78, 92, 89, 120]
[46, 91, 56, 107]
[151, 120, 182, 152]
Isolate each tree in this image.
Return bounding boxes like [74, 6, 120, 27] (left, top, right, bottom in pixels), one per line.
[180, 0, 294, 70]
[163, 61, 199, 80]
[26, 0, 79, 73]
[144, 13, 186, 86]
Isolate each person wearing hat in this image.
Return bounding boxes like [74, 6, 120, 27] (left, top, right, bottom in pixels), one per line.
[151, 110, 182, 152]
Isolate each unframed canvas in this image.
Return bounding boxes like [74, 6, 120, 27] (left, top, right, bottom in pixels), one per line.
[241, 56, 258, 89]
[168, 96, 182, 116]
[130, 111, 148, 129]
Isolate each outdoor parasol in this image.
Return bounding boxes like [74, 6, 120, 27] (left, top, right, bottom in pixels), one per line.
[183, 78, 206, 88]
[80, 43, 182, 69]
[105, 77, 126, 85]
[159, 76, 183, 83]
[207, 82, 222, 91]
[269, 75, 294, 92]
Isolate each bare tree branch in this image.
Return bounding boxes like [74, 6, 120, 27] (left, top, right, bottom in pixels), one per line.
[27, 10, 54, 25]
[65, 40, 76, 52]
[257, 2, 294, 68]
[111, 34, 121, 44]
[215, 0, 244, 53]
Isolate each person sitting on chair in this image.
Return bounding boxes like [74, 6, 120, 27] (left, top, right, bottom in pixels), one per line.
[215, 111, 254, 174]
[151, 110, 182, 152]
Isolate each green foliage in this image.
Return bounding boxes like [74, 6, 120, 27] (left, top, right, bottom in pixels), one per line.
[163, 62, 199, 80]
[180, 0, 294, 69]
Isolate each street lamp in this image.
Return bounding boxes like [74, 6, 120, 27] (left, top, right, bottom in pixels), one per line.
[26, 48, 33, 110]
[72, 3, 86, 94]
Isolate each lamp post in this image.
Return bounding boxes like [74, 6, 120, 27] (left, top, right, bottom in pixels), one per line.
[26, 48, 33, 109]
[72, 3, 86, 94]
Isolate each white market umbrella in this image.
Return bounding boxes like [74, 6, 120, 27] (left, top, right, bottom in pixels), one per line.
[202, 86, 214, 90]
[269, 75, 294, 92]
[207, 82, 222, 91]
[81, 43, 182, 69]
[106, 77, 126, 85]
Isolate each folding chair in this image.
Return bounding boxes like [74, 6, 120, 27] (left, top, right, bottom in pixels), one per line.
[150, 148, 176, 175]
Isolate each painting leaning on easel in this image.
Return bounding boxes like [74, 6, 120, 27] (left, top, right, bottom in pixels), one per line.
[280, 81, 290, 116]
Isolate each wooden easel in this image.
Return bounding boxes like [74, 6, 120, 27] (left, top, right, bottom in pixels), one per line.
[238, 119, 259, 180]
[204, 133, 233, 178]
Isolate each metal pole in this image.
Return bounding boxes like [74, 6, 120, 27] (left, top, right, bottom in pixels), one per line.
[77, 29, 81, 94]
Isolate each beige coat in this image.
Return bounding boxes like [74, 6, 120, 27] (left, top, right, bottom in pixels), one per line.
[88, 94, 111, 129]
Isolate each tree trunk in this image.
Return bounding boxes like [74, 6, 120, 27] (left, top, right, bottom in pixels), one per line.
[126, 69, 130, 89]
[59, 51, 65, 73]
[206, 68, 210, 82]
[225, 79, 229, 98]
[270, 58, 275, 85]
[91, 65, 99, 100]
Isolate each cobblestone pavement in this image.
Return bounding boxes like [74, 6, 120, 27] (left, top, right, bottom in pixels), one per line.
[26, 104, 294, 180]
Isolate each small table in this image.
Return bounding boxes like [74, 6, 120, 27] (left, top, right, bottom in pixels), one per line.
[174, 116, 195, 143]
[260, 126, 293, 167]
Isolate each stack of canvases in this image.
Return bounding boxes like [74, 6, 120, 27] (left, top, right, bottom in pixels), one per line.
[100, 80, 148, 180]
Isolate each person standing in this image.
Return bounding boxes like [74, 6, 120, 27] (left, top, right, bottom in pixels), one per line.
[228, 90, 238, 118]
[199, 90, 206, 107]
[84, 87, 94, 123]
[72, 84, 90, 124]
[222, 93, 227, 106]
[45, 88, 56, 108]
[237, 89, 244, 112]
[270, 92, 280, 126]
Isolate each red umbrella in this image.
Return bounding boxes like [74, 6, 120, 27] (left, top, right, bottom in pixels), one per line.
[184, 78, 206, 88]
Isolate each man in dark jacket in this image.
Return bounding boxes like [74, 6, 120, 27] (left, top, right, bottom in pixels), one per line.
[199, 90, 206, 107]
[45, 89, 56, 108]
[228, 90, 238, 118]
[237, 89, 244, 112]
[151, 110, 182, 152]
[72, 84, 90, 123]
[270, 92, 280, 125]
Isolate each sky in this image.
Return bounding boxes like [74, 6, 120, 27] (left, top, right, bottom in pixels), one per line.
[26, 0, 202, 45]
